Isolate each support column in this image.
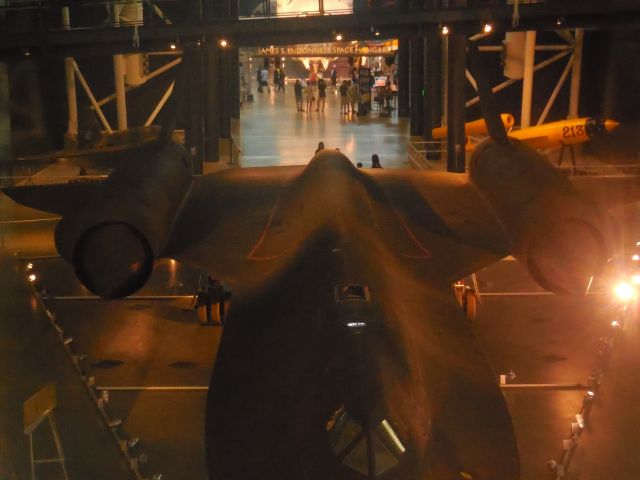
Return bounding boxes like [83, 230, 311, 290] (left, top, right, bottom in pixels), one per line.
[409, 38, 424, 136]
[185, 47, 205, 173]
[397, 39, 409, 117]
[62, 7, 77, 139]
[113, 54, 127, 130]
[0, 62, 10, 166]
[423, 31, 442, 160]
[423, 31, 442, 139]
[568, 28, 584, 119]
[231, 46, 240, 119]
[446, 34, 466, 173]
[204, 44, 220, 162]
[520, 30, 536, 128]
[219, 47, 232, 139]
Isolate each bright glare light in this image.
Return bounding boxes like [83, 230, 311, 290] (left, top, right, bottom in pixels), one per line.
[26, 262, 33, 271]
[611, 320, 621, 328]
[483, 23, 493, 33]
[335, 34, 343, 41]
[347, 322, 366, 328]
[632, 275, 640, 285]
[219, 39, 228, 47]
[28, 273, 37, 283]
[575, 413, 585, 429]
[169, 42, 176, 50]
[441, 25, 449, 35]
[375, 31, 380, 36]
[614, 282, 635, 302]
[586, 390, 596, 398]
[632, 254, 640, 261]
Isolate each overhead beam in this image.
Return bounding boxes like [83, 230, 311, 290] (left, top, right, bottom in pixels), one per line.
[0, 2, 639, 55]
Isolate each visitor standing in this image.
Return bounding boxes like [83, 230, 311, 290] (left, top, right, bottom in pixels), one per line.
[309, 68, 318, 99]
[277, 67, 285, 92]
[331, 67, 337, 93]
[339, 80, 349, 115]
[294, 79, 303, 111]
[257, 67, 263, 92]
[304, 80, 314, 113]
[273, 68, 280, 91]
[349, 81, 359, 115]
[260, 67, 270, 93]
[371, 154, 382, 168]
[316, 78, 327, 112]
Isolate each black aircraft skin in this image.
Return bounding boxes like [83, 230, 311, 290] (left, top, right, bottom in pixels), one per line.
[5, 139, 637, 480]
[2, 48, 636, 480]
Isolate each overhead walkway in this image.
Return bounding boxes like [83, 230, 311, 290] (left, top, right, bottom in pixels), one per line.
[0, 0, 638, 54]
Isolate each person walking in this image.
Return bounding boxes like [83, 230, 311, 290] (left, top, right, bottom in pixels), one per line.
[257, 67, 263, 93]
[331, 67, 337, 93]
[339, 80, 349, 115]
[273, 68, 280, 92]
[304, 80, 315, 113]
[294, 79, 303, 111]
[260, 67, 270, 93]
[316, 78, 327, 112]
[309, 67, 318, 96]
[277, 67, 285, 92]
[349, 81, 359, 116]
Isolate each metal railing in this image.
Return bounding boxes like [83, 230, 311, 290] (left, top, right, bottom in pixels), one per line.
[557, 163, 640, 176]
[407, 139, 447, 170]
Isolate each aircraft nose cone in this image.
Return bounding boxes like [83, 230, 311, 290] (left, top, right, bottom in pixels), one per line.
[604, 119, 620, 133]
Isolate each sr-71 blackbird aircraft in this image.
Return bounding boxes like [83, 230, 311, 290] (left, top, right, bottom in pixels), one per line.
[2, 48, 637, 480]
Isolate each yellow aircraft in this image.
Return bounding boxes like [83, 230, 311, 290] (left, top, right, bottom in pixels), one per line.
[432, 115, 620, 154]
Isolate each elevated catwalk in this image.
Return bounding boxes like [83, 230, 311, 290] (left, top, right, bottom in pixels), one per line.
[0, 253, 133, 479]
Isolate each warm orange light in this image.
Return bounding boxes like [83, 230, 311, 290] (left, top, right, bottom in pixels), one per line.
[614, 282, 635, 302]
[220, 39, 228, 47]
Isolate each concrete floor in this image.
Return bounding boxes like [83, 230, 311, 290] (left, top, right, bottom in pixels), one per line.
[235, 79, 410, 169]
[3, 243, 635, 480]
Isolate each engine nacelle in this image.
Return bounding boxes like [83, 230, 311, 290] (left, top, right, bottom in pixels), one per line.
[469, 139, 616, 294]
[55, 142, 193, 298]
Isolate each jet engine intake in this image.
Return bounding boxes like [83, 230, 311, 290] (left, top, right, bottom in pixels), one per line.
[469, 139, 614, 294]
[74, 221, 154, 299]
[54, 142, 193, 298]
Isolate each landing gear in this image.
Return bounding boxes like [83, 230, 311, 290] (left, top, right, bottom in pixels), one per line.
[193, 275, 232, 326]
[463, 289, 477, 320]
[454, 274, 480, 321]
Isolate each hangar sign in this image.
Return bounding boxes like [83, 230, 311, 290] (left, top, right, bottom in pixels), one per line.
[253, 42, 398, 57]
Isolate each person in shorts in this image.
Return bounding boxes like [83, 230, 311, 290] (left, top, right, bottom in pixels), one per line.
[316, 78, 327, 112]
[340, 80, 349, 115]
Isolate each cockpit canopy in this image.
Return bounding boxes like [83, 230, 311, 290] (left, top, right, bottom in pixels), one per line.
[327, 407, 406, 477]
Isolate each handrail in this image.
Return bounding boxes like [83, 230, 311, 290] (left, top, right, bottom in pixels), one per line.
[0, 218, 60, 225]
